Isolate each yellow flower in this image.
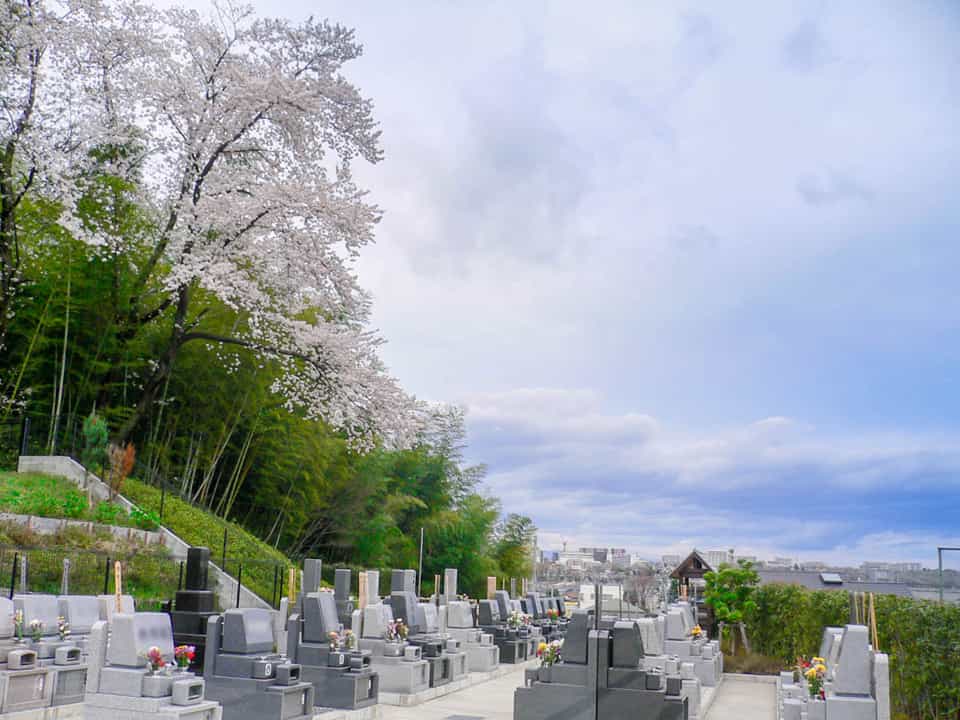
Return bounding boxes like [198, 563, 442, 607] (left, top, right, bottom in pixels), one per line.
[805, 667, 818, 680]
[538, 642, 547, 653]
[812, 656, 825, 664]
[815, 664, 826, 674]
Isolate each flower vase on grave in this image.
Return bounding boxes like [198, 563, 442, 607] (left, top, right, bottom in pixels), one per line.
[383, 642, 404, 658]
[173, 644, 195, 675]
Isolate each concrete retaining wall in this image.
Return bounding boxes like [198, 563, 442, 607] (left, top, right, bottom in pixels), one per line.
[0, 512, 164, 545]
[16, 455, 269, 610]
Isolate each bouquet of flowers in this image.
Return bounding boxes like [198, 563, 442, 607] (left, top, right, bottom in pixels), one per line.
[29, 618, 43, 642]
[13, 609, 23, 641]
[328, 631, 341, 651]
[342, 629, 356, 650]
[57, 616, 70, 642]
[689, 624, 703, 639]
[174, 645, 196, 669]
[797, 656, 827, 699]
[385, 619, 408, 643]
[536, 640, 562, 666]
[507, 610, 525, 629]
[147, 646, 165, 673]
[546, 608, 559, 622]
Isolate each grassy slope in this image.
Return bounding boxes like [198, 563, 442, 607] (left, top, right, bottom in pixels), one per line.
[0, 472, 295, 605]
[122, 478, 293, 604]
[0, 471, 141, 528]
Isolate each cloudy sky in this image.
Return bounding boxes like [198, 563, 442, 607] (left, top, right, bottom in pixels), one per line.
[204, 1, 960, 565]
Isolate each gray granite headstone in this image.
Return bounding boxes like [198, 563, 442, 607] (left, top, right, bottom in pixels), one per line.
[444, 569, 458, 601]
[221, 608, 274, 654]
[303, 559, 322, 596]
[108, 612, 174, 666]
[833, 624, 872, 695]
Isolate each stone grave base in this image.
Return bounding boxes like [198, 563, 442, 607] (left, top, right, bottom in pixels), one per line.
[379, 658, 539, 706]
[0, 703, 84, 720]
[313, 704, 381, 720]
[84, 692, 223, 720]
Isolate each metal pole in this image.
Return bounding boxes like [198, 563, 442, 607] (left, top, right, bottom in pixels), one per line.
[221, 528, 228, 568]
[272, 565, 280, 609]
[19, 416, 30, 456]
[103, 556, 111, 595]
[935, 547, 960, 606]
[236, 564, 242, 608]
[9, 552, 18, 599]
[940, 548, 944, 605]
[417, 527, 424, 597]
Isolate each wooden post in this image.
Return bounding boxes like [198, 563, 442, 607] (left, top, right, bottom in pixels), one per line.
[358, 572, 368, 610]
[114, 561, 123, 613]
[486, 576, 496, 600]
[869, 593, 879, 651]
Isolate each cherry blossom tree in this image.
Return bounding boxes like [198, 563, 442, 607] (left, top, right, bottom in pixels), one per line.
[76, 2, 420, 447]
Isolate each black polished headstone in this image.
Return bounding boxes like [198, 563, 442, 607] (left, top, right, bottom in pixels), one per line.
[185, 547, 211, 590]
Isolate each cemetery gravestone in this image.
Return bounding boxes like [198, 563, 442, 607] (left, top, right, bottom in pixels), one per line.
[171, 547, 218, 672]
[203, 608, 314, 720]
[85, 612, 220, 719]
[286, 591, 378, 710]
[354, 597, 429, 695]
[514, 611, 687, 720]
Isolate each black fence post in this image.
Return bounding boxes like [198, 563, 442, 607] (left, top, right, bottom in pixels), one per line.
[103, 556, 111, 595]
[19, 416, 30, 457]
[221, 528, 228, 568]
[236, 564, 242, 608]
[178, 561, 184, 591]
[9, 552, 18, 599]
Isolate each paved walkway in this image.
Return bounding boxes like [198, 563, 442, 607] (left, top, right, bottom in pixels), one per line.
[378, 668, 776, 720]
[378, 663, 526, 720]
[704, 675, 776, 720]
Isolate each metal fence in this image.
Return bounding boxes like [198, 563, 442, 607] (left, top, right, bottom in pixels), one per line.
[0, 544, 181, 609]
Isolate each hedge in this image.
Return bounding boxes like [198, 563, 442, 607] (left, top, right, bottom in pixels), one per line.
[746, 584, 960, 720]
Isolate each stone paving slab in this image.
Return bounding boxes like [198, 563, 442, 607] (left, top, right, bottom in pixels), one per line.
[379, 660, 539, 707]
[704, 674, 776, 720]
[0, 704, 84, 720]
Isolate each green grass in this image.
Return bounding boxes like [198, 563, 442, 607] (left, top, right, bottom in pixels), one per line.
[0, 472, 296, 605]
[122, 478, 294, 605]
[0, 471, 155, 529]
[0, 520, 179, 606]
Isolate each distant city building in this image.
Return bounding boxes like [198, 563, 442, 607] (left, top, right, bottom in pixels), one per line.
[611, 549, 632, 569]
[662, 554, 683, 568]
[558, 549, 601, 569]
[540, 550, 559, 563]
[704, 550, 735, 568]
[861, 561, 923, 581]
[762, 556, 798, 570]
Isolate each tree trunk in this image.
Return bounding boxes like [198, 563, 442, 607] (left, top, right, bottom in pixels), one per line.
[113, 284, 191, 443]
[739, 622, 751, 653]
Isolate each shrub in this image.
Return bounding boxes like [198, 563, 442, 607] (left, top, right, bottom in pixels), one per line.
[81, 412, 109, 478]
[107, 443, 136, 500]
[59, 491, 87, 519]
[94, 502, 127, 526]
[746, 584, 960, 720]
[130, 506, 160, 531]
